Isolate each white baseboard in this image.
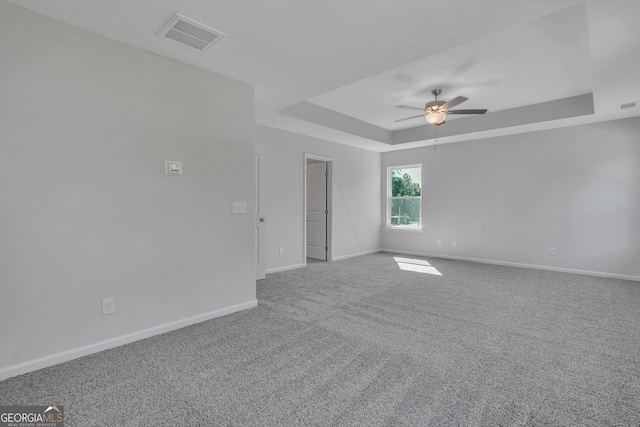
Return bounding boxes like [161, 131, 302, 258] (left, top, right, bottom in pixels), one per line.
[381, 249, 640, 282]
[265, 249, 383, 273]
[0, 300, 258, 381]
[266, 263, 305, 274]
[332, 249, 381, 262]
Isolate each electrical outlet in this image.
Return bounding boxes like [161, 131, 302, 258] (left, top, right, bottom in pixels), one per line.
[452, 240, 457, 247]
[102, 298, 114, 315]
[279, 248, 284, 256]
[232, 201, 247, 214]
[549, 247, 556, 255]
[437, 239, 442, 246]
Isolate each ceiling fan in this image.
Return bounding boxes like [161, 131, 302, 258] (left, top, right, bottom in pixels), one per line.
[395, 89, 487, 125]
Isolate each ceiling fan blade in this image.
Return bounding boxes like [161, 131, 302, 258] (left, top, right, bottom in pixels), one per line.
[447, 109, 488, 115]
[442, 96, 468, 110]
[393, 114, 425, 122]
[396, 105, 424, 111]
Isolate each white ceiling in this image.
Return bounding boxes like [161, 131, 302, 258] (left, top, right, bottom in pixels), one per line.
[8, 0, 640, 152]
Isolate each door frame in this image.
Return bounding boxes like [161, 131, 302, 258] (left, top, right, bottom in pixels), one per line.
[304, 153, 333, 265]
[255, 144, 266, 280]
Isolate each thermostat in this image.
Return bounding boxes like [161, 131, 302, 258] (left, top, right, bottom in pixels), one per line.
[165, 161, 182, 175]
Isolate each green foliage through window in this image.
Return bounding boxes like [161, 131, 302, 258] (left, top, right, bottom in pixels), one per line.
[389, 166, 421, 228]
[391, 169, 421, 197]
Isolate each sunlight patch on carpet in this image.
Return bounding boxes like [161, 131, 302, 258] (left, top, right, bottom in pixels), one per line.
[394, 256, 442, 276]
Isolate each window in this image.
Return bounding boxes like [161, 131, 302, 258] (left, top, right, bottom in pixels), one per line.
[388, 165, 422, 229]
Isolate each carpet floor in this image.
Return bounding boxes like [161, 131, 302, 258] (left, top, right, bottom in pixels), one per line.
[1, 253, 639, 426]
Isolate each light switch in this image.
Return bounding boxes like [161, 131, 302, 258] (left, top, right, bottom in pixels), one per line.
[232, 202, 247, 214]
[165, 161, 182, 175]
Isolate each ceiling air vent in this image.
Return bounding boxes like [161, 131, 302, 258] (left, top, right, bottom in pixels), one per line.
[158, 14, 226, 52]
[617, 101, 638, 111]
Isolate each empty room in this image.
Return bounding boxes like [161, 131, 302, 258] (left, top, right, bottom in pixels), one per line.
[1, 0, 639, 425]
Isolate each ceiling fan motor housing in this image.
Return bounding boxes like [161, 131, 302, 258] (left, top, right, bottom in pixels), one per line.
[425, 100, 447, 113]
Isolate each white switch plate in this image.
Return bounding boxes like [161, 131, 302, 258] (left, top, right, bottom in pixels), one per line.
[452, 240, 457, 247]
[549, 246, 556, 255]
[232, 202, 247, 214]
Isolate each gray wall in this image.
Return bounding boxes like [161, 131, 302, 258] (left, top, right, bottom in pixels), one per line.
[256, 125, 381, 272]
[0, 2, 256, 375]
[382, 117, 640, 279]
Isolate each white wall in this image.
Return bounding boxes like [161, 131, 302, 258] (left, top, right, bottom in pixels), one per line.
[382, 117, 640, 280]
[0, 2, 256, 377]
[256, 125, 381, 272]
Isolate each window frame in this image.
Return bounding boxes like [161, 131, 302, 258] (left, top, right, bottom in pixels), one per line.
[387, 164, 422, 230]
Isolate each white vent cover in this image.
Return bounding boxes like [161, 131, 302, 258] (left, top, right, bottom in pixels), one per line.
[158, 14, 225, 52]
[618, 101, 638, 110]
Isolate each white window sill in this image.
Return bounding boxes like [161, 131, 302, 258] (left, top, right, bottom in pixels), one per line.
[383, 226, 425, 233]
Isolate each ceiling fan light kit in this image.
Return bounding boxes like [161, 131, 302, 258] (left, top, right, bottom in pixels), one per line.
[395, 89, 488, 126]
[425, 111, 446, 125]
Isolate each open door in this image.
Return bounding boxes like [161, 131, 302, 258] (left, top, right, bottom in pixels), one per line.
[306, 160, 327, 260]
[305, 154, 332, 263]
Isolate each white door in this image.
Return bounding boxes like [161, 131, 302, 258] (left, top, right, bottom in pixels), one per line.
[255, 149, 266, 280]
[306, 161, 327, 260]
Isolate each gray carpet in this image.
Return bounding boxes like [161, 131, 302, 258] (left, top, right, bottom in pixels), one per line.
[1, 253, 639, 426]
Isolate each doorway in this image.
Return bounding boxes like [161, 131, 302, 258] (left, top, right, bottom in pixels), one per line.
[305, 154, 332, 264]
